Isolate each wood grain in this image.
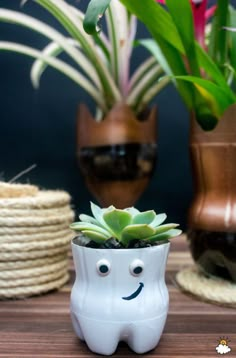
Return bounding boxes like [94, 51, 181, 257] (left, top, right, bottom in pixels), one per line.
[0, 235, 235, 357]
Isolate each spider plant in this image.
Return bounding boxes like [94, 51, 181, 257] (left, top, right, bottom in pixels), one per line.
[84, 0, 236, 129]
[0, 0, 170, 118]
[70, 201, 181, 248]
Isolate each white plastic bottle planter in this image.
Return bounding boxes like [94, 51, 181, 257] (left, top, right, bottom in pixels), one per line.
[70, 240, 170, 355]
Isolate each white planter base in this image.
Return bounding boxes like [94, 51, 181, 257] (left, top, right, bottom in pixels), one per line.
[71, 312, 167, 355]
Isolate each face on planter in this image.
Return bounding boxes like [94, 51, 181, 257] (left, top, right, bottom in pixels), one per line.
[71, 244, 170, 321]
[96, 257, 145, 301]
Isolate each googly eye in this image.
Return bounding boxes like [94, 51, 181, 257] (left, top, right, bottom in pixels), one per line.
[129, 259, 144, 276]
[96, 259, 111, 276]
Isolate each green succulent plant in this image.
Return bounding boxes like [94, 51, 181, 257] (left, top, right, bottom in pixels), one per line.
[70, 202, 182, 248]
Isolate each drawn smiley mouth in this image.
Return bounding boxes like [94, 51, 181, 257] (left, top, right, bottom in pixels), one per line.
[122, 282, 144, 301]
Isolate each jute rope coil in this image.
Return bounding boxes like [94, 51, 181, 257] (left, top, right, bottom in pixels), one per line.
[0, 182, 38, 198]
[0, 183, 74, 299]
[0, 259, 68, 280]
[0, 229, 72, 243]
[0, 232, 73, 252]
[0, 273, 69, 299]
[0, 211, 74, 227]
[0, 245, 70, 261]
[0, 266, 68, 288]
[0, 190, 71, 209]
[176, 265, 236, 307]
[0, 222, 70, 235]
[0, 206, 73, 217]
[0, 254, 67, 271]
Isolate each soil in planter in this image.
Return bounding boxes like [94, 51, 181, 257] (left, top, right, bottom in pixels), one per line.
[74, 236, 167, 249]
[188, 229, 236, 282]
[86, 239, 166, 249]
[78, 143, 157, 180]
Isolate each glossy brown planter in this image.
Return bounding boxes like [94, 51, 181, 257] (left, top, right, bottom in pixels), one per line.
[188, 104, 236, 282]
[76, 103, 157, 208]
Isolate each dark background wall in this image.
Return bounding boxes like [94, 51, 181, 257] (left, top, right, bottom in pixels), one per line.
[0, 0, 194, 229]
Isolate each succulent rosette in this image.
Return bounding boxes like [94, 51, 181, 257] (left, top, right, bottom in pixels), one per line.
[70, 202, 181, 248]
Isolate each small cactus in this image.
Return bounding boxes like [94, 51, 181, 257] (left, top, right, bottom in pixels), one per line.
[70, 202, 181, 248]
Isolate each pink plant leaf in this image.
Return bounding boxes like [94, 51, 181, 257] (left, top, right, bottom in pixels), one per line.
[156, 0, 215, 50]
[191, 0, 207, 48]
[205, 5, 217, 20]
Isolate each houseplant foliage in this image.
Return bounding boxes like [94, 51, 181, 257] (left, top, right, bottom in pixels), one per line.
[70, 202, 181, 354]
[70, 201, 181, 248]
[114, 0, 236, 283]
[0, 0, 169, 117]
[84, 0, 236, 129]
[83, 0, 236, 284]
[0, 0, 169, 208]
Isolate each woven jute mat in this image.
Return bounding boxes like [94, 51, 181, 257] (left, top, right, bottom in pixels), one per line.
[176, 265, 236, 307]
[0, 182, 74, 299]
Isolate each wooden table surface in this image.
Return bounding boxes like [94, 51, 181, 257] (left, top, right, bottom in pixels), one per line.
[0, 236, 235, 358]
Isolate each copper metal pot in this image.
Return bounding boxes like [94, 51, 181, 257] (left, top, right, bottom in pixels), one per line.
[76, 103, 157, 208]
[188, 104, 236, 281]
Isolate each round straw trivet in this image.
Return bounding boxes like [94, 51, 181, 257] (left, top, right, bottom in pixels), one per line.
[176, 265, 236, 307]
[0, 184, 74, 299]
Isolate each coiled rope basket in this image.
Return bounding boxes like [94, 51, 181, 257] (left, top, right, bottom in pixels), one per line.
[0, 182, 74, 299]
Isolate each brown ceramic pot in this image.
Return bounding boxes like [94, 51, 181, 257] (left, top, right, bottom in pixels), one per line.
[76, 103, 157, 208]
[188, 104, 236, 282]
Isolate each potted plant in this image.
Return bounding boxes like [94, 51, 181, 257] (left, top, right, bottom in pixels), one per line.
[84, 0, 236, 282]
[70, 201, 181, 355]
[0, 0, 170, 208]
